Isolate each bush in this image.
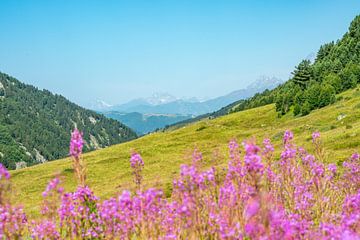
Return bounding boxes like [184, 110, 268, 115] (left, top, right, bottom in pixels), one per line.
[301, 101, 311, 116]
[323, 73, 342, 93]
[196, 126, 207, 131]
[293, 104, 301, 116]
[318, 84, 336, 107]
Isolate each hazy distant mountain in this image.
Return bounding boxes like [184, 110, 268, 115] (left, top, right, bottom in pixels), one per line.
[90, 100, 114, 111]
[104, 112, 192, 135]
[103, 76, 283, 115]
[246, 76, 284, 93]
[96, 76, 283, 134]
[201, 76, 284, 113]
[146, 92, 178, 105]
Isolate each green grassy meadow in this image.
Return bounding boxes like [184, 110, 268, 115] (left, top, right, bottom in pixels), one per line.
[11, 87, 360, 216]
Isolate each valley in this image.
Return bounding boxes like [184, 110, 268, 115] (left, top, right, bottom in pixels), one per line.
[11, 86, 360, 216]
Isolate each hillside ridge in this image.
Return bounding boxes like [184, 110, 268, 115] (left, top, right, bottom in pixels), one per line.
[0, 72, 137, 169]
[169, 15, 360, 129]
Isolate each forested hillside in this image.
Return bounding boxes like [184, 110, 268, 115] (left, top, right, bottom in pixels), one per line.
[231, 15, 360, 115]
[169, 15, 360, 130]
[0, 72, 137, 169]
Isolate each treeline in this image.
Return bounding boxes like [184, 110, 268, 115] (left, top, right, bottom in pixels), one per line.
[230, 15, 360, 116]
[0, 73, 137, 169]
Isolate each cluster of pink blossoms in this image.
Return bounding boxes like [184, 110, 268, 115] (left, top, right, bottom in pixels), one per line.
[130, 152, 144, 189]
[69, 128, 83, 159]
[1, 130, 360, 239]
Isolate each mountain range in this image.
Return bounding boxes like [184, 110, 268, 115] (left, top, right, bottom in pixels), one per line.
[104, 112, 191, 135]
[97, 76, 283, 134]
[97, 76, 283, 116]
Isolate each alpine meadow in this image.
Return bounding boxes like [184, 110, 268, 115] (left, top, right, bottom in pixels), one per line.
[1, 2, 360, 239]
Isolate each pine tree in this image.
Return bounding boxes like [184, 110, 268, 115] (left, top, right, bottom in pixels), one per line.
[292, 60, 312, 89]
[316, 42, 334, 62]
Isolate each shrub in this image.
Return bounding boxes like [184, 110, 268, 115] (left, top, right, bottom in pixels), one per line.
[196, 125, 207, 131]
[301, 101, 312, 115]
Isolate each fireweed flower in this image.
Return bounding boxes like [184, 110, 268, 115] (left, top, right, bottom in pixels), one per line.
[342, 152, 360, 192]
[0, 164, 10, 180]
[311, 162, 325, 177]
[328, 163, 337, 174]
[262, 138, 274, 156]
[30, 220, 60, 239]
[351, 152, 360, 161]
[0, 204, 27, 238]
[283, 130, 294, 145]
[42, 177, 63, 198]
[130, 152, 144, 189]
[192, 148, 203, 166]
[58, 186, 100, 238]
[130, 152, 144, 168]
[297, 147, 308, 158]
[69, 128, 86, 186]
[4, 131, 360, 239]
[227, 139, 246, 181]
[302, 154, 315, 165]
[243, 141, 264, 175]
[0, 164, 11, 206]
[312, 131, 321, 143]
[245, 198, 260, 220]
[280, 144, 297, 168]
[280, 130, 297, 169]
[69, 128, 83, 159]
[229, 139, 239, 159]
[41, 177, 64, 218]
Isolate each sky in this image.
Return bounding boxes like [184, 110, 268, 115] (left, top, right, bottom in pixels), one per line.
[0, 1, 359, 108]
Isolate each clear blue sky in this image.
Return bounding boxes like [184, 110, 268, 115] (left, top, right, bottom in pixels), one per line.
[0, 1, 359, 107]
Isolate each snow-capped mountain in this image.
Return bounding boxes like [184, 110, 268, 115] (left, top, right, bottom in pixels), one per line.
[246, 76, 284, 93]
[97, 76, 283, 116]
[90, 100, 113, 111]
[90, 93, 178, 112]
[98, 76, 283, 134]
[146, 92, 178, 105]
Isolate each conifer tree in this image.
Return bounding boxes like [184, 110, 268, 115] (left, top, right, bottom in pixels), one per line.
[292, 60, 312, 89]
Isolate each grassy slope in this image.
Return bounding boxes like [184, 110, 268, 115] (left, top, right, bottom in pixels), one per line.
[11, 88, 360, 216]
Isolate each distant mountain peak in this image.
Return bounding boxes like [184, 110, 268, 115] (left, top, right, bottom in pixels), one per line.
[90, 99, 113, 111]
[146, 92, 178, 105]
[246, 76, 284, 91]
[182, 96, 202, 103]
[97, 75, 283, 116]
[97, 99, 113, 108]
